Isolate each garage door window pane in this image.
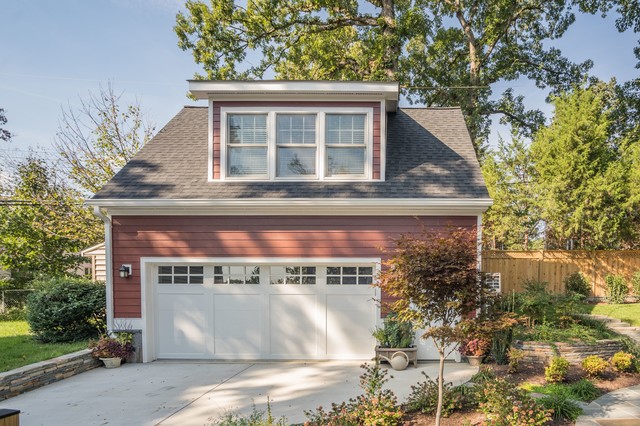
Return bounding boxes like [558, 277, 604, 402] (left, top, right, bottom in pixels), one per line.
[326, 266, 374, 285]
[214, 266, 261, 285]
[270, 266, 316, 285]
[157, 265, 204, 285]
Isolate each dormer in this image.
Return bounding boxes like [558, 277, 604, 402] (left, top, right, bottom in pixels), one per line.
[188, 81, 400, 182]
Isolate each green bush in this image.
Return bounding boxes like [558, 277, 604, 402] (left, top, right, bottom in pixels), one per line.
[631, 271, 640, 301]
[539, 394, 583, 421]
[0, 306, 27, 321]
[478, 377, 552, 426]
[507, 347, 525, 374]
[605, 275, 628, 304]
[305, 363, 403, 426]
[564, 272, 591, 297]
[26, 277, 105, 343]
[470, 367, 497, 384]
[207, 400, 287, 426]
[545, 357, 570, 383]
[611, 351, 636, 373]
[405, 372, 464, 416]
[582, 355, 608, 378]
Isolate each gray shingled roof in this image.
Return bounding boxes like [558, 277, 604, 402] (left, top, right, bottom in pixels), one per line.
[92, 106, 489, 200]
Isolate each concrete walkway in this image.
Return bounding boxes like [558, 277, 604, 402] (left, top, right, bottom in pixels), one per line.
[576, 384, 640, 426]
[0, 360, 476, 426]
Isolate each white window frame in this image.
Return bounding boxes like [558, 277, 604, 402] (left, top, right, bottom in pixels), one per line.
[219, 106, 374, 181]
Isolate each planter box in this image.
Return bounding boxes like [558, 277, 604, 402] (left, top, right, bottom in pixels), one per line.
[513, 339, 625, 364]
[374, 346, 418, 368]
[0, 409, 20, 426]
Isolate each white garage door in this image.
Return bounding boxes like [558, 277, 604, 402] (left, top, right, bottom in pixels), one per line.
[155, 263, 377, 360]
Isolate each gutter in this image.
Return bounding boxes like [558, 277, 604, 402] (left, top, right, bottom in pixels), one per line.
[92, 206, 114, 332]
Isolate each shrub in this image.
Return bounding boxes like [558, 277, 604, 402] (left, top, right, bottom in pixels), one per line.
[545, 357, 570, 383]
[507, 347, 525, 374]
[605, 275, 628, 304]
[515, 280, 554, 326]
[582, 355, 608, 377]
[305, 363, 403, 426]
[478, 377, 552, 426]
[611, 351, 636, 373]
[459, 338, 491, 357]
[564, 272, 591, 297]
[26, 277, 105, 343]
[631, 271, 640, 302]
[470, 367, 496, 384]
[405, 372, 464, 416]
[208, 399, 287, 426]
[0, 306, 27, 321]
[539, 394, 583, 421]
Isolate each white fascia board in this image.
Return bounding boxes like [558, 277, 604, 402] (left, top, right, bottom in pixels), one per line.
[86, 198, 493, 216]
[188, 80, 399, 110]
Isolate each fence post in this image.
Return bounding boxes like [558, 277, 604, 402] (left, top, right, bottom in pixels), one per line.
[0, 291, 4, 315]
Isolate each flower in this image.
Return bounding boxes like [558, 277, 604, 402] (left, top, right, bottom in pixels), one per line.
[459, 338, 490, 356]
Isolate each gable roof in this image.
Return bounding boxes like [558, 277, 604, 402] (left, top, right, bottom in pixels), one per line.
[91, 106, 489, 201]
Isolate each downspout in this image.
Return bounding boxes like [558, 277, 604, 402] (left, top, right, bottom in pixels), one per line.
[93, 206, 114, 332]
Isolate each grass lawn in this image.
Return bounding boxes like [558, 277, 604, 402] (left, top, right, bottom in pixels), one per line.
[578, 303, 640, 326]
[0, 321, 89, 373]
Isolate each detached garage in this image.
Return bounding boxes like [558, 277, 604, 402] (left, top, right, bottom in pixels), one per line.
[87, 81, 491, 363]
[151, 261, 378, 360]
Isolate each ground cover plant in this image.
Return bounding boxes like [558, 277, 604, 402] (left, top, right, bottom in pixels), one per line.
[0, 321, 88, 372]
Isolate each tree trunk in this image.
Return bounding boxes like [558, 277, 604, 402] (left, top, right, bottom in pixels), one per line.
[435, 351, 445, 426]
[381, 0, 398, 79]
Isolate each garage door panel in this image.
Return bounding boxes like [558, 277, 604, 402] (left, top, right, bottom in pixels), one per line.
[213, 294, 262, 356]
[269, 294, 318, 356]
[326, 295, 375, 358]
[157, 293, 207, 358]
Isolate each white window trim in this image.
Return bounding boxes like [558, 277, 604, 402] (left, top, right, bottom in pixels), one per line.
[219, 106, 374, 181]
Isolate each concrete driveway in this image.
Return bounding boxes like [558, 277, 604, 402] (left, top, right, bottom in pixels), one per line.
[0, 361, 477, 426]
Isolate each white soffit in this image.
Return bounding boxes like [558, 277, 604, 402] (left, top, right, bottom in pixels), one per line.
[86, 198, 493, 216]
[188, 80, 400, 112]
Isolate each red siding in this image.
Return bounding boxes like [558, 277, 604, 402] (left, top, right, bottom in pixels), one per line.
[111, 216, 476, 318]
[212, 101, 382, 180]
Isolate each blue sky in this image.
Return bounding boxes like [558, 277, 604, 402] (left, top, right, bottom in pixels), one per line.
[1, 0, 638, 163]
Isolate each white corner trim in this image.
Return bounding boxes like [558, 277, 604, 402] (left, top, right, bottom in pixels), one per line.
[207, 99, 214, 182]
[92, 207, 114, 332]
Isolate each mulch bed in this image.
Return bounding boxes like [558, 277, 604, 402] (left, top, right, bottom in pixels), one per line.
[399, 361, 640, 426]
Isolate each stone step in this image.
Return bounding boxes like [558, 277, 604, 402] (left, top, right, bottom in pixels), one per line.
[608, 322, 632, 328]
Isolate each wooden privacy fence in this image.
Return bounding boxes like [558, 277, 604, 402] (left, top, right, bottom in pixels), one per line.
[481, 250, 640, 297]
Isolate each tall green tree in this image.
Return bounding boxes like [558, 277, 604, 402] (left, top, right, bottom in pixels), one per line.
[482, 134, 541, 250]
[531, 83, 633, 249]
[0, 108, 11, 142]
[174, 0, 593, 152]
[54, 85, 155, 196]
[0, 157, 102, 281]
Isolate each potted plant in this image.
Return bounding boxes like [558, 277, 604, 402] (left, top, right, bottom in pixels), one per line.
[89, 332, 134, 368]
[459, 338, 490, 366]
[372, 313, 417, 370]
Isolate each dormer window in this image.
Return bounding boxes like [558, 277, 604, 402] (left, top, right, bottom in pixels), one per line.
[221, 107, 372, 180]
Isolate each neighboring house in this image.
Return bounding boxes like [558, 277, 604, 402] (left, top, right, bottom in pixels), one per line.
[87, 81, 491, 363]
[80, 242, 106, 282]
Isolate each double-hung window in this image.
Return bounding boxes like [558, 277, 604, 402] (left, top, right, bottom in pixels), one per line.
[276, 114, 317, 177]
[223, 108, 371, 180]
[227, 114, 268, 177]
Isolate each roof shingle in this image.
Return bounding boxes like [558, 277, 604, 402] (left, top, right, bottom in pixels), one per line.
[92, 106, 489, 200]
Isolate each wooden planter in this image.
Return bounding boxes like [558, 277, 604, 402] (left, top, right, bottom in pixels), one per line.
[375, 346, 418, 368]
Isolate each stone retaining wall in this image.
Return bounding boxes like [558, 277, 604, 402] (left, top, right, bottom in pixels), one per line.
[0, 349, 100, 400]
[513, 339, 625, 364]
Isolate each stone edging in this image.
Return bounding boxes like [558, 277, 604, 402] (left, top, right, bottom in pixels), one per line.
[513, 339, 625, 364]
[0, 349, 100, 401]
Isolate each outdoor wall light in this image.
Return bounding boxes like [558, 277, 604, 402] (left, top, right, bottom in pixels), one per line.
[119, 264, 132, 278]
